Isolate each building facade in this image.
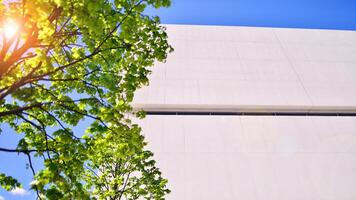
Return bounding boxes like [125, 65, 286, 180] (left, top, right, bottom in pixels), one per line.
[133, 25, 356, 200]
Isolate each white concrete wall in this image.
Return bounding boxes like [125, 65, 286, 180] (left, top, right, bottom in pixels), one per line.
[140, 115, 356, 200]
[134, 25, 356, 111]
[141, 116, 356, 200]
[133, 25, 356, 200]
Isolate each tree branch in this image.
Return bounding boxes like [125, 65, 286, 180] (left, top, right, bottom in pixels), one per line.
[0, 103, 44, 117]
[0, 147, 52, 154]
[26, 153, 42, 200]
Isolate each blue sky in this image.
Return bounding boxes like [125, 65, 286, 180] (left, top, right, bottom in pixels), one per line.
[1, 0, 356, 199]
[146, 0, 356, 30]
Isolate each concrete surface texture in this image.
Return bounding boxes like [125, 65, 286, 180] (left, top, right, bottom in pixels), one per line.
[134, 25, 356, 112]
[133, 25, 356, 200]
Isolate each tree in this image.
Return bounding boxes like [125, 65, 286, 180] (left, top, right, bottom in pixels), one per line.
[0, 0, 172, 199]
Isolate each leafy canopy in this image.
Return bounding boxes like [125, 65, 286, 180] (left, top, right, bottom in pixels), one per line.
[0, 0, 172, 199]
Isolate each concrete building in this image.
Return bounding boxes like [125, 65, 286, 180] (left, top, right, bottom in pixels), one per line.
[133, 25, 356, 200]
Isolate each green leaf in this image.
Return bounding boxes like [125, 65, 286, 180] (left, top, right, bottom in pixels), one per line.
[0, 0, 173, 198]
[0, 173, 21, 191]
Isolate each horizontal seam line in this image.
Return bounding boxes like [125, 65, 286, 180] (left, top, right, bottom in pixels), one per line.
[145, 111, 356, 116]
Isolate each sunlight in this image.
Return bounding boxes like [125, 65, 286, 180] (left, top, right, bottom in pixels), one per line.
[3, 19, 19, 39]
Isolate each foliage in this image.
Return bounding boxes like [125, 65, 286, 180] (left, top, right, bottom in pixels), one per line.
[0, 0, 172, 199]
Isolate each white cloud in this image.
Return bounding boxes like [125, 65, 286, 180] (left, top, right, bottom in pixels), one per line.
[0, 195, 5, 200]
[10, 187, 30, 196]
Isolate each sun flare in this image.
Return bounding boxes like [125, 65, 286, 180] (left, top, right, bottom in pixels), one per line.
[3, 19, 19, 39]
